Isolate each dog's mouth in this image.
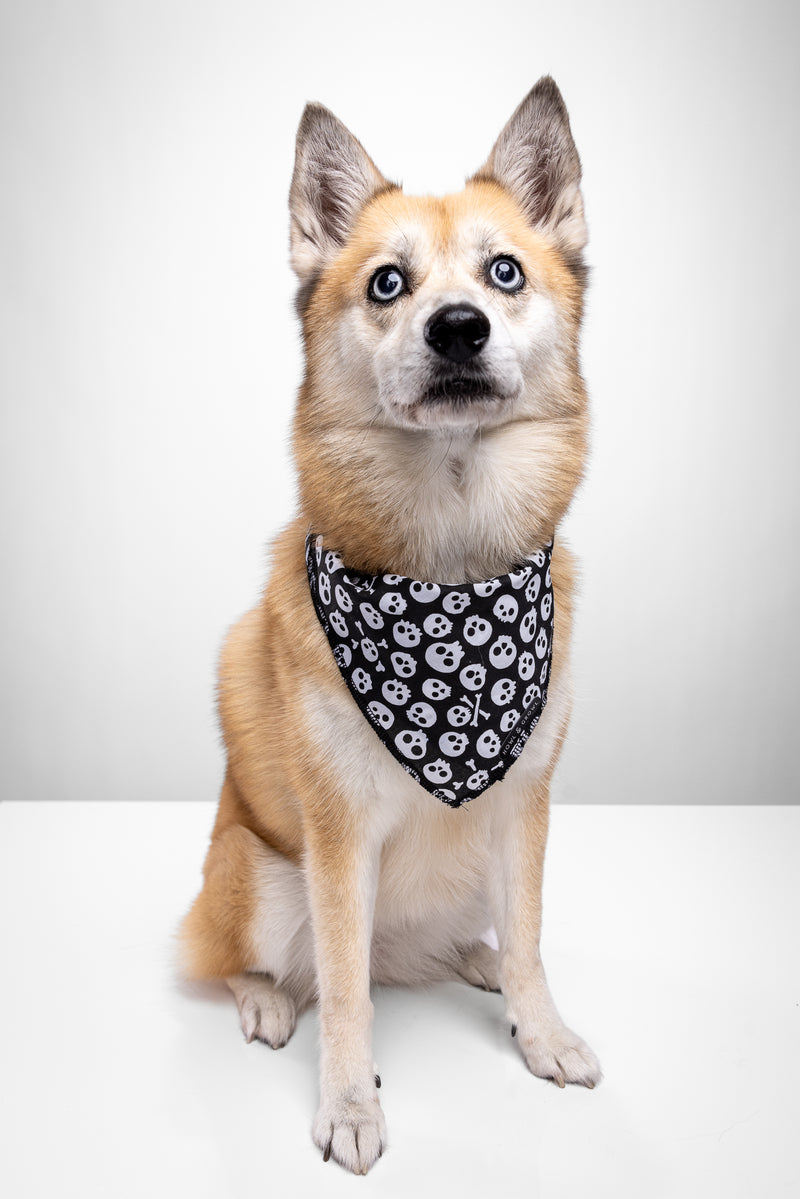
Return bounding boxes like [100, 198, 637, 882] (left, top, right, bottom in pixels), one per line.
[420, 370, 501, 408]
[383, 364, 521, 430]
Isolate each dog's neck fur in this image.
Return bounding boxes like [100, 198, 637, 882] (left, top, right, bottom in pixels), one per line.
[295, 404, 586, 583]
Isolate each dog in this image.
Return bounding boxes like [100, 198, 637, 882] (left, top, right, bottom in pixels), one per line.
[179, 75, 600, 1174]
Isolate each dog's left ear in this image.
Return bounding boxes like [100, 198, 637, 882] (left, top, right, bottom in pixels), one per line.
[289, 104, 393, 283]
[472, 77, 587, 262]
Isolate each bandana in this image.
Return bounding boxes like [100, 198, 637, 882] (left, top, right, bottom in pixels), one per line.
[306, 534, 554, 807]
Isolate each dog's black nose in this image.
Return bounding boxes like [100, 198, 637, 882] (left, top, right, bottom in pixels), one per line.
[424, 305, 490, 363]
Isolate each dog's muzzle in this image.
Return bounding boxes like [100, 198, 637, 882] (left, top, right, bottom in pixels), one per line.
[424, 304, 490, 364]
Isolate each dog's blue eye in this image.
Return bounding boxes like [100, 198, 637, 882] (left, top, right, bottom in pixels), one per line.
[369, 267, 405, 303]
[487, 257, 524, 292]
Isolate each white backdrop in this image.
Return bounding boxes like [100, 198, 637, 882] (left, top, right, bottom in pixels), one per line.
[1, 0, 798, 804]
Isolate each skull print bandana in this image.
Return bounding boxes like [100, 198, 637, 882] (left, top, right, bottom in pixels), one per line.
[306, 534, 555, 807]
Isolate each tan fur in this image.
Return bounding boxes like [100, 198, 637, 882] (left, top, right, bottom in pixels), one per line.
[180, 78, 600, 1174]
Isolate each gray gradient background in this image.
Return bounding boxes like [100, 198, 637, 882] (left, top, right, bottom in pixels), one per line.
[1, 0, 798, 805]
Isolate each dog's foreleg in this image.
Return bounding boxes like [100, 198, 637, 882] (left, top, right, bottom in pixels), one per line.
[491, 777, 601, 1088]
[304, 804, 386, 1174]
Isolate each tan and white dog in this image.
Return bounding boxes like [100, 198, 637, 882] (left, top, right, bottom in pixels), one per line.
[180, 76, 600, 1174]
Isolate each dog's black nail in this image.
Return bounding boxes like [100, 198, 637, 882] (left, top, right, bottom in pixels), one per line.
[375, 1073, 381, 1088]
[323, 1140, 332, 1162]
[511, 1024, 517, 1038]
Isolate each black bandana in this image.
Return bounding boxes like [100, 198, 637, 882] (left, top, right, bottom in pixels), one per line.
[306, 534, 555, 807]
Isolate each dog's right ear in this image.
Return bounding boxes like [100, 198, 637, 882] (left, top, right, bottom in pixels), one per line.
[289, 104, 392, 283]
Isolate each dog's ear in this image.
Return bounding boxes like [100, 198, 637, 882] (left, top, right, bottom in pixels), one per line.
[289, 104, 392, 282]
[472, 77, 587, 262]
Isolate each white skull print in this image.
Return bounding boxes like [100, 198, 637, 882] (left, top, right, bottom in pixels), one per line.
[490, 678, 517, 705]
[391, 651, 417, 678]
[409, 581, 440, 603]
[493, 594, 519, 623]
[463, 615, 493, 646]
[423, 612, 453, 638]
[329, 610, 348, 638]
[500, 708, 520, 732]
[393, 620, 422, 648]
[467, 769, 490, 791]
[406, 701, 437, 728]
[367, 701, 394, 729]
[525, 574, 541, 604]
[382, 678, 411, 706]
[335, 584, 353, 613]
[508, 565, 532, 590]
[459, 663, 486, 691]
[422, 678, 451, 701]
[489, 635, 517, 669]
[425, 641, 465, 673]
[473, 578, 501, 598]
[519, 608, 537, 643]
[396, 729, 428, 759]
[380, 591, 407, 615]
[360, 602, 383, 630]
[423, 758, 452, 784]
[352, 668, 372, 694]
[318, 572, 331, 605]
[333, 644, 351, 669]
[442, 591, 471, 614]
[446, 704, 472, 727]
[360, 638, 379, 663]
[476, 729, 501, 758]
[439, 731, 469, 757]
[518, 650, 536, 680]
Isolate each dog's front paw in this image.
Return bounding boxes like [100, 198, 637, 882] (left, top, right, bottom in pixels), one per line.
[516, 1022, 601, 1089]
[313, 1093, 387, 1174]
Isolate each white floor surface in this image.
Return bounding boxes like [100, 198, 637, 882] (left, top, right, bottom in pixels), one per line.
[0, 801, 798, 1198]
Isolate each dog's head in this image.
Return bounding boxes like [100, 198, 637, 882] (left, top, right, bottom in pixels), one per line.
[289, 77, 588, 435]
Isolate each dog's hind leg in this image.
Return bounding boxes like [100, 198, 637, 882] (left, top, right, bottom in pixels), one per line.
[179, 813, 316, 1050]
[451, 940, 501, 992]
[370, 933, 501, 992]
[227, 972, 302, 1048]
[226, 862, 317, 1049]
